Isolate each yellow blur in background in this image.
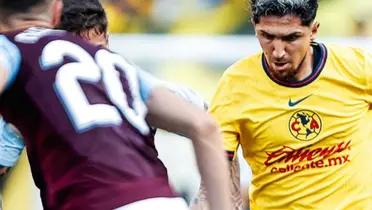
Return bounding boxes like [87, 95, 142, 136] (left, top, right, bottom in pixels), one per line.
[1, 150, 39, 210]
[101, 0, 372, 36]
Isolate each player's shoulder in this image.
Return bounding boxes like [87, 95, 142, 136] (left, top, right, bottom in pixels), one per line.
[326, 43, 369, 64]
[325, 43, 370, 77]
[218, 52, 262, 87]
[4, 27, 99, 52]
[211, 53, 262, 103]
[224, 52, 262, 77]
[4, 27, 67, 44]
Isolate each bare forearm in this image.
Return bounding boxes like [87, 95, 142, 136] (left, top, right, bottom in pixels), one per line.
[192, 130, 231, 210]
[191, 182, 209, 210]
[192, 158, 243, 210]
[145, 87, 232, 209]
[230, 158, 243, 209]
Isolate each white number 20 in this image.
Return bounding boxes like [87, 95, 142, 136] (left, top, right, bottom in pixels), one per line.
[40, 40, 149, 134]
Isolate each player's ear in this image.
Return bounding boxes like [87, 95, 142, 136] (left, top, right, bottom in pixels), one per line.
[104, 32, 109, 48]
[51, 0, 63, 28]
[310, 21, 319, 41]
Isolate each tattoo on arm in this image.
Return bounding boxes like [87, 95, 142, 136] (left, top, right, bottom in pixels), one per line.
[190, 181, 209, 210]
[230, 157, 243, 210]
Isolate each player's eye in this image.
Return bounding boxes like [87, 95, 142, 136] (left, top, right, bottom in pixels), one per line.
[283, 34, 300, 42]
[261, 32, 275, 40]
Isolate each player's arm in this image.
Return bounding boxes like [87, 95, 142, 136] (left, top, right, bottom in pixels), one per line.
[0, 35, 21, 93]
[145, 87, 231, 210]
[191, 156, 243, 210]
[0, 35, 23, 175]
[0, 118, 25, 176]
[229, 157, 243, 209]
[0, 49, 10, 93]
[189, 72, 243, 209]
[0, 64, 8, 92]
[0, 57, 9, 175]
[137, 69, 208, 109]
[162, 83, 208, 109]
[136, 70, 231, 210]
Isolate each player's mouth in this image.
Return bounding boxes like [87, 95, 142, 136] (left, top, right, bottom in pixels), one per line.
[272, 62, 290, 72]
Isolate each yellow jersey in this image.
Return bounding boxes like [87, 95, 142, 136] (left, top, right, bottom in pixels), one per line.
[210, 43, 372, 209]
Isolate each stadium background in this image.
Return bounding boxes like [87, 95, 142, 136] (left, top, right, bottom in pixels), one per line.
[1, 0, 372, 209]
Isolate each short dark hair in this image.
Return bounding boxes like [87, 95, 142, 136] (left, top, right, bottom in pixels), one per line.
[251, 0, 318, 26]
[0, 0, 47, 16]
[57, 0, 108, 36]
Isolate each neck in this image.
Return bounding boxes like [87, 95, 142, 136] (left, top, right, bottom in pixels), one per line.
[294, 46, 314, 81]
[0, 13, 52, 32]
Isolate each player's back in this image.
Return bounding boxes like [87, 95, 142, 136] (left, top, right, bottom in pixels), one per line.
[0, 27, 173, 210]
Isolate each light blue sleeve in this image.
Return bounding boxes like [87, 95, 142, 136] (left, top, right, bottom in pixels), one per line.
[0, 35, 21, 89]
[0, 117, 25, 167]
[137, 67, 162, 102]
[136, 68, 208, 111]
[162, 83, 209, 110]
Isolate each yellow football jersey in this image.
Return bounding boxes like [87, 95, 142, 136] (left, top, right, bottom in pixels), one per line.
[210, 43, 372, 209]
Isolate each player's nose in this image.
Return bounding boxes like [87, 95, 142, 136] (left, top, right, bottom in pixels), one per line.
[272, 40, 286, 59]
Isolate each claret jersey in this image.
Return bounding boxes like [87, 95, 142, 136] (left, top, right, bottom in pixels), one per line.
[0, 27, 176, 210]
[210, 42, 372, 209]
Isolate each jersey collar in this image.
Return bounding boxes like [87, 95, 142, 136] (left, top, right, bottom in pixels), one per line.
[261, 42, 327, 88]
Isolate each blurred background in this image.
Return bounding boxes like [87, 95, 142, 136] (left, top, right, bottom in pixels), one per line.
[102, 0, 372, 36]
[2, 0, 372, 210]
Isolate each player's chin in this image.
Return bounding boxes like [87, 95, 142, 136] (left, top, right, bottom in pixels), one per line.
[273, 70, 290, 80]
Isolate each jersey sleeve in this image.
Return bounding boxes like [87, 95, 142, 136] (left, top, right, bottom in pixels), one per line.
[0, 117, 25, 167]
[136, 67, 162, 103]
[0, 35, 21, 90]
[162, 83, 208, 110]
[209, 74, 240, 157]
[136, 67, 208, 110]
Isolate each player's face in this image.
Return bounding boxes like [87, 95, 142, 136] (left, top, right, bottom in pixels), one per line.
[254, 15, 318, 81]
[79, 29, 109, 48]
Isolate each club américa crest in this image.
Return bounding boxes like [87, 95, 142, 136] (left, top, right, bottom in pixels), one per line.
[289, 110, 322, 141]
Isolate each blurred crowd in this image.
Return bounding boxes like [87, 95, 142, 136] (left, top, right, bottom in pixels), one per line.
[102, 0, 250, 34]
[102, 0, 372, 36]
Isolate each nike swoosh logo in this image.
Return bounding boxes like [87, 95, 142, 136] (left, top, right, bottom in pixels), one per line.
[288, 94, 312, 107]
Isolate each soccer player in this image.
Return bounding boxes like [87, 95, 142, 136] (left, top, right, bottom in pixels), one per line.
[0, 0, 232, 210]
[1, 0, 208, 209]
[57, 0, 109, 48]
[193, 0, 372, 209]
